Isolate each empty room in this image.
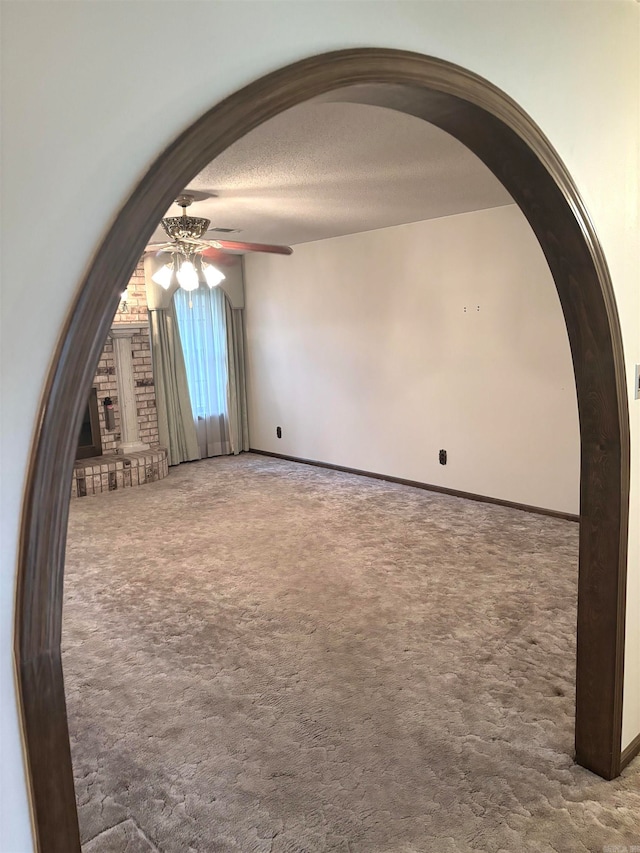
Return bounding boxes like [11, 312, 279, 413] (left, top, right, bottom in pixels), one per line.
[3, 5, 639, 853]
[57, 100, 639, 851]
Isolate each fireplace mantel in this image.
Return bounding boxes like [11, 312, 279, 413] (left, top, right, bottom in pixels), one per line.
[109, 322, 149, 337]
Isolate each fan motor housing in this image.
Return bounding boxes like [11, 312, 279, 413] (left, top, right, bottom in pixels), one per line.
[161, 216, 211, 241]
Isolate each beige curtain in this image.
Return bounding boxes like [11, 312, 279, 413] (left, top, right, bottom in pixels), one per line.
[224, 302, 250, 454]
[149, 304, 200, 466]
[145, 253, 248, 460]
[145, 254, 199, 466]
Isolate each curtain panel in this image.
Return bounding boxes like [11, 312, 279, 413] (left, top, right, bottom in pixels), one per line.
[148, 304, 201, 466]
[225, 302, 250, 455]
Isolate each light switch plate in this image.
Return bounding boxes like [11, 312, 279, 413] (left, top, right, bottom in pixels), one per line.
[635, 364, 640, 400]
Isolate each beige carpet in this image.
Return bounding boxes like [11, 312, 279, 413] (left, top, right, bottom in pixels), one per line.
[62, 454, 640, 852]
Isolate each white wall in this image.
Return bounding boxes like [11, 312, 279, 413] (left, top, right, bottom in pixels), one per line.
[1, 3, 637, 847]
[245, 205, 580, 514]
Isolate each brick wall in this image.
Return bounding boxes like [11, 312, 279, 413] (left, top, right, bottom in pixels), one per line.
[113, 260, 148, 326]
[132, 332, 157, 447]
[91, 259, 160, 454]
[94, 340, 120, 453]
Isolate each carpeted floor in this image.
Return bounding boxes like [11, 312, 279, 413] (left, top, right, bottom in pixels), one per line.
[62, 454, 639, 852]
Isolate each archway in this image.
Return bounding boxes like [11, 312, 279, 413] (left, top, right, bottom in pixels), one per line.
[14, 49, 630, 852]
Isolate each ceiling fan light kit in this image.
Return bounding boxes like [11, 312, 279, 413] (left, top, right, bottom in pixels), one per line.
[147, 194, 293, 294]
[152, 255, 226, 292]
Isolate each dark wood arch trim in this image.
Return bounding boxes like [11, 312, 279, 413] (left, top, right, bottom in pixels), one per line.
[14, 49, 630, 852]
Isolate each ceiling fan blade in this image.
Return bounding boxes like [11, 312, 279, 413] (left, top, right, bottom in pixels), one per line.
[202, 240, 293, 256]
[144, 243, 175, 253]
[195, 247, 241, 267]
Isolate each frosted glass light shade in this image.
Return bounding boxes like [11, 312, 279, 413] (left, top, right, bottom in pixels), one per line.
[151, 263, 173, 289]
[203, 263, 225, 288]
[176, 261, 199, 291]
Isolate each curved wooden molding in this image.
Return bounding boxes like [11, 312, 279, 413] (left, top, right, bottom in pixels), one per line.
[14, 49, 630, 852]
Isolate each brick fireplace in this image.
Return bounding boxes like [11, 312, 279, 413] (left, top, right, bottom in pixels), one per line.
[72, 260, 168, 497]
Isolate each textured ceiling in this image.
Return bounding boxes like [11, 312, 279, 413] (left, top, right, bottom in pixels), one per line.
[150, 102, 513, 248]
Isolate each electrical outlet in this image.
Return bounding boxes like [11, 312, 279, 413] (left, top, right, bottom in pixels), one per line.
[439, 449, 447, 465]
[276, 426, 282, 438]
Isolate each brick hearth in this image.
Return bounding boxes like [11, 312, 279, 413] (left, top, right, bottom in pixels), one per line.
[71, 448, 169, 498]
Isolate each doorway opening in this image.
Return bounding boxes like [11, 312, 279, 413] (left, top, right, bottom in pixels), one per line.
[15, 49, 630, 852]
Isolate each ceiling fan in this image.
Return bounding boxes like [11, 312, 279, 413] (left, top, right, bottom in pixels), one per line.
[146, 194, 293, 292]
